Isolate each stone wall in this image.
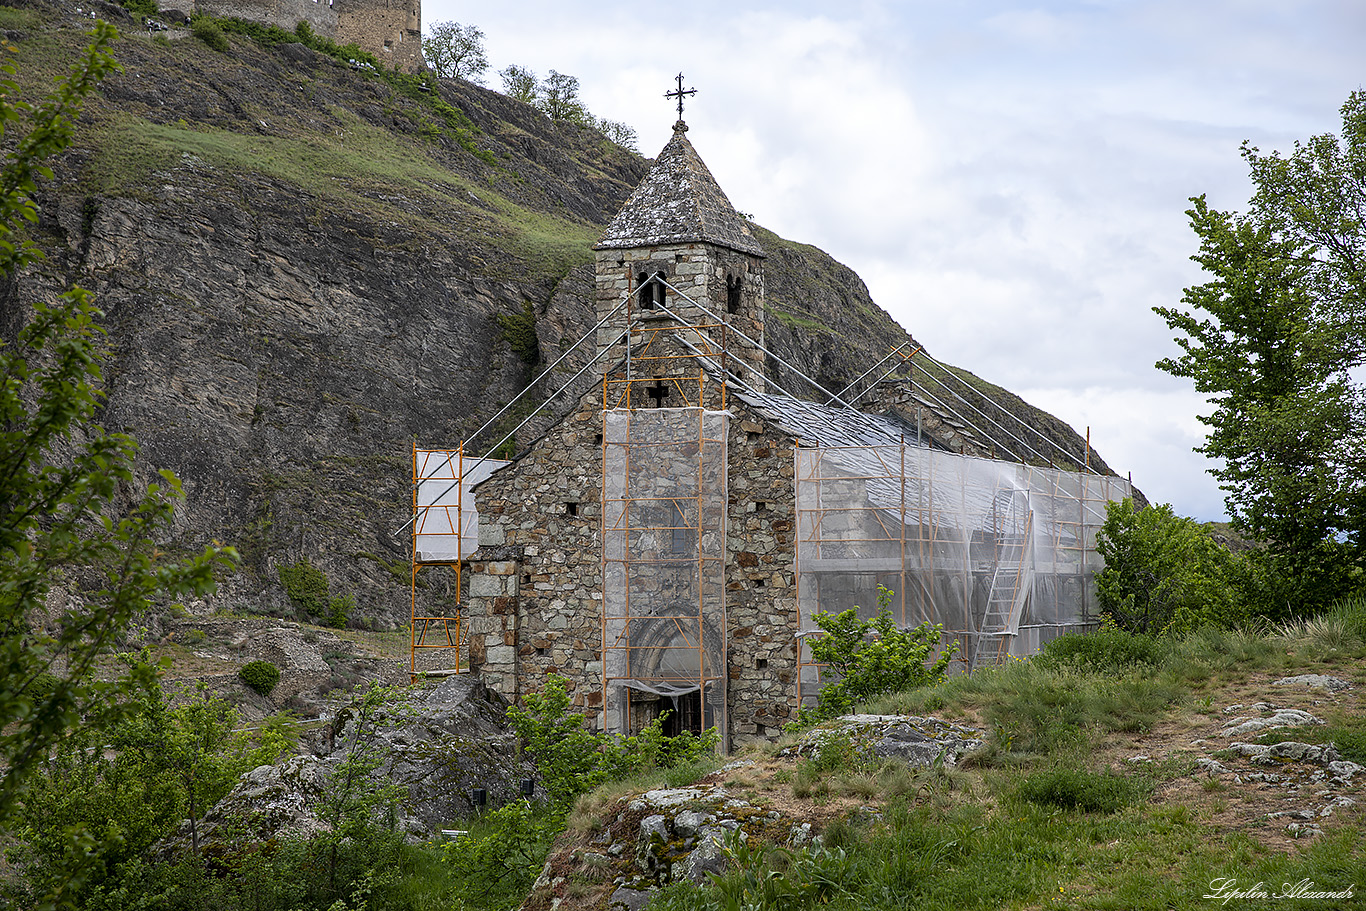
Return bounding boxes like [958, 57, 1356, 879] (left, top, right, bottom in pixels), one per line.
[595, 243, 766, 392]
[182, 0, 423, 73]
[723, 412, 800, 741]
[337, 0, 422, 73]
[467, 400, 605, 716]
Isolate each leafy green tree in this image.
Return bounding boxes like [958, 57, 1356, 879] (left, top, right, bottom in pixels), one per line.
[10, 667, 295, 904]
[1155, 90, 1366, 612]
[595, 116, 639, 152]
[499, 63, 538, 104]
[1094, 498, 1243, 635]
[422, 20, 489, 83]
[505, 673, 610, 807]
[539, 69, 588, 124]
[805, 586, 955, 719]
[0, 21, 236, 816]
[313, 682, 413, 903]
[0, 25, 236, 907]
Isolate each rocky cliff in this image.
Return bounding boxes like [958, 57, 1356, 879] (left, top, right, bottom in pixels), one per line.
[9, 0, 1120, 626]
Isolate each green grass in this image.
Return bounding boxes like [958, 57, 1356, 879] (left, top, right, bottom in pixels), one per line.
[79, 114, 598, 276]
[0, 7, 42, 28]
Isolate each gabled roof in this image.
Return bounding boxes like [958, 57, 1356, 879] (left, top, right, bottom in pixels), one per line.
[595, 122, 765, 257]
[735, 391, 937, 451]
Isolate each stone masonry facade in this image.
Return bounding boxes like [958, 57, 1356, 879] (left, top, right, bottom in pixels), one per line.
[594, 243, 767, 392]
[185, 0, 424, 73]
[465, 365, 801, 743]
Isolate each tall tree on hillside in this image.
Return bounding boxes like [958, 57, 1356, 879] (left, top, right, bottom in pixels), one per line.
[540, 69, 588, 124]
[422, 21, 489, 83]
[499, 64, 538, 104]
[1155, 90, 1366, 612]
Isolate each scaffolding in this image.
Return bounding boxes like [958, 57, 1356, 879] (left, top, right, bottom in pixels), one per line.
[596, 273, 740, 741]
[409, 445, 508, 682]
[794, 441, 1130, 703]
[601, 407, 729, 739]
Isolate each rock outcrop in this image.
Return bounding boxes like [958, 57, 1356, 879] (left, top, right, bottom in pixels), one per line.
[160, 675, 531, 851]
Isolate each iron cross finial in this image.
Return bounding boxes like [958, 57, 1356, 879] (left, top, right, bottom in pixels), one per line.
[665, 73, 696, 121]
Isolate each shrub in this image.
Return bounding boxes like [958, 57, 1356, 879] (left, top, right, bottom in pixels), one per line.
[507, 674, 717, 810]
[239, 660, 281, 696]
[803, 586, 955, 720]
[327, 593, 353, 629]
[184, 628, 207, 646]
[191, 17, 230, 53]
[278, 558, 330, 617]
[1095, 498, 1243, 636]
[1035, 625, 1163, 673]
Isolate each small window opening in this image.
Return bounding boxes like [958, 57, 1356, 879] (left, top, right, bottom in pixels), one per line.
[726, 274, 743, 314]
[755, 578, 766, 588]
[565, 502, 578, 516]
[593, 432, 603, 445]
[756, 658, 769, 670]
[536, 647, 548, 658]
[522, 574, 532, 585]
[637, 272, 666, 311]
[669, 501, 695, 555]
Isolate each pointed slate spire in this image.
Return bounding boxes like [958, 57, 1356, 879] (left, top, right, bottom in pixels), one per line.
[595, 122, 764, 257]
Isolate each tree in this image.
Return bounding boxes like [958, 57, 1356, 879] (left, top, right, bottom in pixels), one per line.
[1094, 499, 1243, 635]
[804, 586, 954, 719]
[539, 69, 588, 124]
[0, 20, 236, 895]
[422, 20, 489, 83]
[595, 116, 639, 152]
[1155, 91, 1366, 612]
[9, 671, 295, 902]
[499, 64, 538, 104]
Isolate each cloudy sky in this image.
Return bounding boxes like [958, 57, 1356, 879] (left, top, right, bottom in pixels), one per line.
[425, 0, 1363, 522]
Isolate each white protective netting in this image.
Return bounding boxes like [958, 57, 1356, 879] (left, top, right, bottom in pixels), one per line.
[602, 408, 729, 735]
[414, 451, 509, 563]
[796, 444, 1130, 693]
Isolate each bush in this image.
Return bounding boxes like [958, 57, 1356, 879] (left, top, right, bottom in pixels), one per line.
[239, 660, 281, 696]
[507, 674, 718, 810]
[279, 558, 331, 618]
[191, 17, 230, 53]
[803, 586, 955, 721]
[1035, 626, 1163, 673]
[1095, 499, 1243, 636]
[327, 593, 353, 629]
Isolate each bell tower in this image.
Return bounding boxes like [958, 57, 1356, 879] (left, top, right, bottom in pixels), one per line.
[592, 87, 766, 398]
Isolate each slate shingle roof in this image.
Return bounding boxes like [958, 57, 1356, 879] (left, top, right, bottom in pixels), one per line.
[595, 122, 765, 257]
[735, 391, 933, 450]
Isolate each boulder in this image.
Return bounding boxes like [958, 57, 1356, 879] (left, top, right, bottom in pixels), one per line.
[159, 675, 532, 853]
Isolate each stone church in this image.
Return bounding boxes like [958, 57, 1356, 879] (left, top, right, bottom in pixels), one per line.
[456, 117, 1130, 748]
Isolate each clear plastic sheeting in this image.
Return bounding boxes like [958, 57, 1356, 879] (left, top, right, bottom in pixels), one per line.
[414, 451, 509, 563]
[602, 408, 729, 736]
[796, 444, 1129, 697]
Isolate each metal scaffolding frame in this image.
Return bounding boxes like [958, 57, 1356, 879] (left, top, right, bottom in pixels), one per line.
[409, 445, 508, 682]
[794, 441, 1129, 705]
[598, 275, 736, 746]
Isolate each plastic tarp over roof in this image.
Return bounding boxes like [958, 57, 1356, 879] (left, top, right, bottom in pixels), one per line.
[796, 442, 1129, 680]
